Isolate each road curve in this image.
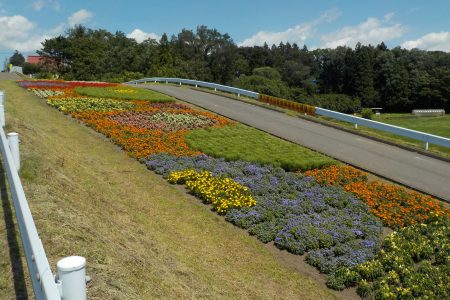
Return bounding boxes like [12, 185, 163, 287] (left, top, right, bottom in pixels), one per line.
[139, 84, 450, 201]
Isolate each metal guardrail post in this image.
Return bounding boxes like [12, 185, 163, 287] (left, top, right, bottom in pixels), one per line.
[7, 132, 20, 170]
[57, 256, 87, 300]
[0, 90, 4, 128]
[0, 105, 5, 127]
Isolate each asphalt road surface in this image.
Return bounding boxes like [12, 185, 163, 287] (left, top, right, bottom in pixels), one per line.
[139, 84, 450, 201]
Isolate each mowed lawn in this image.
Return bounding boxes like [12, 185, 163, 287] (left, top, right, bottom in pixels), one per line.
[0, 81, 337, 299]
[372, 113, 450, 138]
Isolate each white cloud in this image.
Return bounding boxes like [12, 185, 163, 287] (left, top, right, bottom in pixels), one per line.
[0, 15, 44, 51]
[321, 14, 406, 48]
[32, 0, 60, 11]
[127, 28, 160, 43]
[238, 9, 341, 47]
[33, 0, 45, 11]
[68, 9, 93, 26]
[401, 32, 450, 51]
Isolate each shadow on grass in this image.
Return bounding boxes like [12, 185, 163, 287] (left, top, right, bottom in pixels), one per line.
[0, 162, 29, 299]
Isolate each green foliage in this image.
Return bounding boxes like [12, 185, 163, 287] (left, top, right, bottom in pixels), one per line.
[9, 50, 25, 66]
[74, 86, 175, 102]
[37, 25, 450, 113]
[22, 62, 42, 75]
[301, 94, 361, 113]
[232, 75, 291, 98]
[252, 67, 282, 80]
[361, 108, 374, 119]
[186, 124, 336, 171]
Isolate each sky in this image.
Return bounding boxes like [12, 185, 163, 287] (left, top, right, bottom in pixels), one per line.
[1, 0, 450, 65]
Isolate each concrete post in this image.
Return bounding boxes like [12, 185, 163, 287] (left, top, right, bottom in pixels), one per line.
[424, 141, 429, 150]
[0, 90, 4, 105]
[179, 82, 181, 86]
[7, 133, 20, 171]
[0, 105, 5, 127]
[354, 123, 358, 129]
[57, 256, 87, 300]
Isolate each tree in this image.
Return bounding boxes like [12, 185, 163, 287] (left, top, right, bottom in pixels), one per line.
[9, 50, 25, 66]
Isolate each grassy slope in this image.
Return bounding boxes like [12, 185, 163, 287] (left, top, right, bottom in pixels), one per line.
[0, 81, 337, 299]
[186, 124, 336, 171]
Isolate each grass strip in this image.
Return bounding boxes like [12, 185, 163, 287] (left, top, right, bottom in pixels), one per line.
[186, 124, 337, 171]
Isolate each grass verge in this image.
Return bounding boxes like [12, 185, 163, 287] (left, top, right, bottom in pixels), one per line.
[0, 80, 337, 299]
[186, 124, 337, 171]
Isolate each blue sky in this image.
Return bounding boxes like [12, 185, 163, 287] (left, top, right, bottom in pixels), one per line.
[1, 0, 450, 64]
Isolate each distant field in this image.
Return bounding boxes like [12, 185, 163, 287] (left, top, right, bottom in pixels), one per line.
[372, 114, 450, 138]
[186, 124, 336, 171]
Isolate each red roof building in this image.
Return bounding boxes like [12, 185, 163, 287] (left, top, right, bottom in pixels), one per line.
[27, 55, 44, 64]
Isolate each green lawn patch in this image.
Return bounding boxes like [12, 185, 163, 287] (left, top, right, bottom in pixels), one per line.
[186, 124, 336, 171]
[75, 85, 175, 102]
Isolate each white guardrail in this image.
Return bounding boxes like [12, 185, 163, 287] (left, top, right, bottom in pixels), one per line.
[126, 78, 450, 151]
[0, 90, 87, 300]
[127, 77, 260, 99]
[315, 107, 450, 150]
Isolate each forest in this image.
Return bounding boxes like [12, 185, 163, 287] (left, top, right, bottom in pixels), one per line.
[15, 25, 450, 113]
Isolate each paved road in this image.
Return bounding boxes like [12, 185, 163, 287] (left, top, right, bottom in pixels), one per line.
[139, 84, 450, 201]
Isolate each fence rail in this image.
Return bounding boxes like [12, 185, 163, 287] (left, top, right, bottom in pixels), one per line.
[127, 77, 450, 151]
[126, 77, 260, 99]
[0, 91, 86, 300]
[315, 107, 450, 150]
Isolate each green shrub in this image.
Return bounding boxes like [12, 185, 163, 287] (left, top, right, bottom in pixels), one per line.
[361, 108, 374, 119]
[299, 94, 361, 114]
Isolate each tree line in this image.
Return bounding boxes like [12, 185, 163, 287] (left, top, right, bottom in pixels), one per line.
[26, 25, 450, 112]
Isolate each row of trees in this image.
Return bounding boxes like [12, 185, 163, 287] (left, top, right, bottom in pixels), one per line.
[34, 25, 450, 112]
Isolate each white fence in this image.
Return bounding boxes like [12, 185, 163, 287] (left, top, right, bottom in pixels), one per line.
[315, 107, 450, 150]
[126, 77, 259, 99]
[0, 91, 87, 300]
[126, 78, 450, 151]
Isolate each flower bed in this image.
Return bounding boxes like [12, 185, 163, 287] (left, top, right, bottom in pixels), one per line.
[20, 80, 231, 159]
[30, 88, 64, 98]
[75, 86, 174, 101]
[144, 153, 383, 275]
[110, 111, 220, 131]
[305, 165, 368, 186]
[18, 80, 117, 88]
[168, 169, 256, 213]
[47, 97, 136, 113]
[305, 165, 449, 228]
[327, 216, 450, 299]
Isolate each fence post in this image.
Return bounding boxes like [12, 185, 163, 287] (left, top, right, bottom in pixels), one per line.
[7, 132, 20, 170]
[424, 141, 429, 150]
[354, 123, 358, 129]
[0, 90, 4, 105]
[57, 256, 87, 300]
[0, 105, 5, 127]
